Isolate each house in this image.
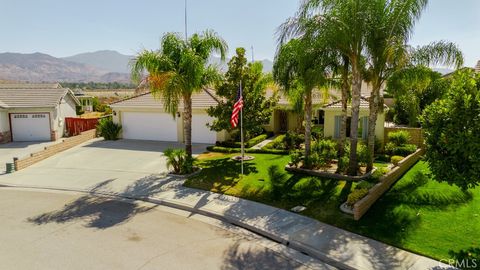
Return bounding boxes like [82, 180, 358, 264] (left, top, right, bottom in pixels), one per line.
[110, 89, 229, 144]
[0, 84, 79, 143]
[322, 97, 387, 142]
[73, 88, 94, 112]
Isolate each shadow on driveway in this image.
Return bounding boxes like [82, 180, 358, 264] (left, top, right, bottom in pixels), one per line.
[83, 139, 211, 155]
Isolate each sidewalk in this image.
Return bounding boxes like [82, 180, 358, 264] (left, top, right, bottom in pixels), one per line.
[0, 173, 453, 270]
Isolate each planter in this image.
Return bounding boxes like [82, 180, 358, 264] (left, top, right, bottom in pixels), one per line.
[340, 202, 354, 215]
[285, 165, 376, 182]
[167, 167, 202, 179]
[231, 155, 255, 161]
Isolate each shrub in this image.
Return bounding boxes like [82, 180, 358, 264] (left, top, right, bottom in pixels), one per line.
[304, 153, 323, 169]
[284, 131, 304, 150]
[164, 148, 196, 174]
[312, 139, 337, 164]
[312, 126, 324, 140]
[355, 180, 374, 190]
[247, 134, 268, 147]
[96, 118, 122, 140]
[385, 142, 417, 156]
[357, 143, 369, 166]
[370, 167, 389, 182]
[263, 135, 286, 150]
[391, 155, 404, 166]
[206, 146, 288, 155]
[388, 130, 410, 146]
[75, 105, 84, 116]
[290, 177, 322, 203]
[375, 154, 390, 163]
[346, 188, 369, 207]
[374, 138, 384, 154]
[289, 150, 302, 167]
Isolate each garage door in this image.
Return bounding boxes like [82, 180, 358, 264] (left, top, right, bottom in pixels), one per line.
[192, 114, 217, 144]
[121, 112, 177, 141]
[10, 113, 51, 142]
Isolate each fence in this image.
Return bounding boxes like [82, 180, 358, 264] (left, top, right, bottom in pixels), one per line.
[65, 117, 99, 136]
[384, 127, 424, 147]
[14, 129, 97, 171]
[353, 148, 425, 220]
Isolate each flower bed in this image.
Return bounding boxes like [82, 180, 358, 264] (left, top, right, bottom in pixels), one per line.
[285, 162, 377, 181]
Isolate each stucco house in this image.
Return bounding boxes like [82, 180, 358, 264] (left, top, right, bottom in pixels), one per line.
[110, 89, 229, 144]
[0, 83, 79, 143]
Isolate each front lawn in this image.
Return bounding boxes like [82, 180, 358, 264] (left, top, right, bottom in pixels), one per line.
[185, 153, 480, 262]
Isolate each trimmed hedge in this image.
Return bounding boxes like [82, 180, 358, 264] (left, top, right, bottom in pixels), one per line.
[385, 142, 417, 156]
[216, 134, 269, 148]
[206, 146, 288, 155]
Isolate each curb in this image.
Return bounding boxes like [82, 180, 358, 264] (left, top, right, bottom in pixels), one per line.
[0, 183, 361, 270]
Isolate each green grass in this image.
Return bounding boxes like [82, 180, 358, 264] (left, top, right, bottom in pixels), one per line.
[185, 154, 480, 262]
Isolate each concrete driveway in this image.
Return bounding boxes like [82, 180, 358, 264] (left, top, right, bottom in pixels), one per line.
[0, 139, 210, 193]
[0, 141, 59, 174]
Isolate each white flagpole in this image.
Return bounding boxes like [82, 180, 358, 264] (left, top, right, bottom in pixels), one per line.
[240, 81, 244, 176]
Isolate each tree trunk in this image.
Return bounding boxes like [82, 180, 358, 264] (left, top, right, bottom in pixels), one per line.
[366, 80, 381, 172]
[348, 59, 361, 176]
[339, 57, 349, 157]
[304, 90, 313, 161]
[183, 94, 193, 157]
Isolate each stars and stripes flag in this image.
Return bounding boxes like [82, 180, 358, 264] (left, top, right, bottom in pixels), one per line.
[230, 86, 243, 128]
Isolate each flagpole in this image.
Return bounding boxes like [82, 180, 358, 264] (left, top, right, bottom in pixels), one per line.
[240, 81, 244, 176]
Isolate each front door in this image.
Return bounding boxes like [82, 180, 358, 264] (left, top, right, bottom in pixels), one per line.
[279, 110, 288, 133]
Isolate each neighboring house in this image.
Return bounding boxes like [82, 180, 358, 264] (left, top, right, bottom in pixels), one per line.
[323, 97, 387, 142]
[73, 88, 94, 112]
[475, 60, 480, 73]
[0, 84, 79, 143]
[110, 89, 229, 144]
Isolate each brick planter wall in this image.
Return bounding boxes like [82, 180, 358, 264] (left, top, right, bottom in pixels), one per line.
[14, 129, 97, 171]
[384, 127, 424, 147]
[353, 148, 425, 220]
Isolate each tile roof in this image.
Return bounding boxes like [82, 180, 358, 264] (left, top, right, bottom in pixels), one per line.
[110, 88, 220, 109]
[0, 83, 61, 89]
[0, 88, 73, 108]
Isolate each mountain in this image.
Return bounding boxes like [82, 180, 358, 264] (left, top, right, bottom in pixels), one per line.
[63, 50, 133, 73]
[0, 52, 130, 83]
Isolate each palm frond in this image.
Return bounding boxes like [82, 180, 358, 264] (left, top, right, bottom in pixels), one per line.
[411, 41, 464, 68]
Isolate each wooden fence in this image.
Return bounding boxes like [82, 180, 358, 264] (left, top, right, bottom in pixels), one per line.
[65, 117, 99, 136]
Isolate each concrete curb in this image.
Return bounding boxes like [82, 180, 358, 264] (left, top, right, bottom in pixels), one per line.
[0, 183, 351, 270]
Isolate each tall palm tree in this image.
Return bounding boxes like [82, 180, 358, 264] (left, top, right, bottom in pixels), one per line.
[131, 30, 228, 157]
[273, 37, 332, 162]
[363, 0, 464, 171]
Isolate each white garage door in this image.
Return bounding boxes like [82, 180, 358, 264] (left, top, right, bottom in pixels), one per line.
[192, 114, 217, 144]
[122, 112, 177, 141]
[10, 113, 51, 142]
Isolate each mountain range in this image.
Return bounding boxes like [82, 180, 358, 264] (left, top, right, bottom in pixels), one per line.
[0, 50, 274, 83]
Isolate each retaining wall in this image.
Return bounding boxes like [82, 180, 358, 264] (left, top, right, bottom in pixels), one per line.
[353, 148, 425, 220]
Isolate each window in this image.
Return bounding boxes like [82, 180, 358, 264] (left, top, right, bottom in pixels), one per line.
[333, 116, 368, 139]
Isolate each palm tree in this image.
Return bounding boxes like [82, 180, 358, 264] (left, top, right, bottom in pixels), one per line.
[130, 30, 228, 157]
[273, 37, 332, 162]
[363, 0, 464, 171]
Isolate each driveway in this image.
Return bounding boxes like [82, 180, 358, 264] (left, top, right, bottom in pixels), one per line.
[0, 141, 59, 174]
[0, 188, 330, 270]
[0, 139, 210, 193]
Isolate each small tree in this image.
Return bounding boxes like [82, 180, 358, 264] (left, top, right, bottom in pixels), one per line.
[207, 48, 277, 139]
[420, 70, 480, 190]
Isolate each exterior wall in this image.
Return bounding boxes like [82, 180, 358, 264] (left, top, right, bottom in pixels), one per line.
[0, 110, 11, 143]
[323, 108, 385, 142]
[56, 94, 78, 139]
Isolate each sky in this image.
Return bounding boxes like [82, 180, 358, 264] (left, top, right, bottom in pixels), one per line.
[0, 0, 479, 67]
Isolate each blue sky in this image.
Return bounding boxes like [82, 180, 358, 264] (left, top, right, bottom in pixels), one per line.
[0, 0, 478, 67]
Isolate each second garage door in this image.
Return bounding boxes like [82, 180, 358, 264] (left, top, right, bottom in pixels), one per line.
[121, 112, 177, 141]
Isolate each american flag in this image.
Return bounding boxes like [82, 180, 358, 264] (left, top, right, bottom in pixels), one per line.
[230, 86, 243, 128]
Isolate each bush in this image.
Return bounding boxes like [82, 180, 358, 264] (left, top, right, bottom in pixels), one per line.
[312, 139, 337, 164]
[385, 142, 417, 156]
[355, 180, 374, 190]
[346, 188, 369, 206]
[388, 130, 410, 146]
[284, 131, 304, 150]
[391, 155, 404, 166]
[370, 167, 389, 182]
[290, 177, 322, 203]
[289, 150, 302, 167]
[164, 148, 196, 175]
[206, 146, 288, 155]
[304, 152, 325, 169]
[247, 134, 268, 147]
[263, 135, 286, 150]
[374, 138, 384, 154]
[312, 126, 324, 140]
[268, 165, 287, 200]
[75, 105, 84, 116]
[357, 143, 369, 166]
[96, 118, 122, 140]
[375, 154, 390, 163]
